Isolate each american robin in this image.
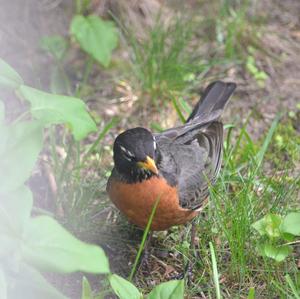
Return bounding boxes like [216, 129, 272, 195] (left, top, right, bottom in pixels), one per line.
[107, 81, 236, 231]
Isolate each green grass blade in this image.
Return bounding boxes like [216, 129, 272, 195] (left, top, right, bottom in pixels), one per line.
[209, 242, 222, 299]
[82, 117, 119, 164]
[128, 197, 160, 282]
[285, 274, 300, 299]
[255, 113, 281, 171]
[247, 287, 255, 299]
[171, 96, 186, 124]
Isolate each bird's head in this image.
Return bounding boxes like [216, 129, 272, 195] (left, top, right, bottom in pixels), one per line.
[113, 127, 159, 181]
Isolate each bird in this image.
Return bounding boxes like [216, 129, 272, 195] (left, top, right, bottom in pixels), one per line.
[107, 81, 236, 232]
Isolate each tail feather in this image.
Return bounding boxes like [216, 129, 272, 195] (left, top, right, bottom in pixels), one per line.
[186, 81, 236, 123]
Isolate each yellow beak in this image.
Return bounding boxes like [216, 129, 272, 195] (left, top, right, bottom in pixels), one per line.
[137, 156, 158, 175]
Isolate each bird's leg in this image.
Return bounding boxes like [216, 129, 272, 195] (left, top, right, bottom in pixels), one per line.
[140, 231, 153, 273]
[185, 221, 196, 284]
[169, 222, 197, 281]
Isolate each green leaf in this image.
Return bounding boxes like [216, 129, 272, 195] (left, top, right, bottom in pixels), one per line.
[70, 15, 118, 67]
[0, 185, 33, 234]
[281, 232, 295, 242]
[0, 186, 33, 260]
[0, 121, 43, 193]
[40, 36, 68, 61]
[252, 213, 282, 238]
[109, 274, 141, 299]
[147, 280, 184, 299]
[0, 267, 7, 299]
[0, 101, 5, 124]
[22, 215, 110, 274]
[6, 263, 67, 299]
[0, 58, 23, 89]
[81, 277, 93, 299]
[19, 85, 97, 140]
[259, 243, 292, 262]
[280, 212, 300, 236]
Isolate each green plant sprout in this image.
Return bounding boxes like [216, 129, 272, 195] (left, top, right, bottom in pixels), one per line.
[252, 212, 300, 262]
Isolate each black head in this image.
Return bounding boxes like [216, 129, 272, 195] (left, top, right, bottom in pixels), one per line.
[113, 127, 159, 182]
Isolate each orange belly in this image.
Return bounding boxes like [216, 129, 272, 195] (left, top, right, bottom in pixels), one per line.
[107, 176, 198, 231]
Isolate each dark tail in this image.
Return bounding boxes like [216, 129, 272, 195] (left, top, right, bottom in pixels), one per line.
[186, 81, 236, 123]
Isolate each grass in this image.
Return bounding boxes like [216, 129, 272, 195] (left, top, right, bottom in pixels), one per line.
[170, 115, 299, 298]
[123, 15, 208, 105]
[209, 241, 222, 299]
[26, 1, 300, 298]
[128, 197, 160, 281]
[46, 118, 118, 234]
[216, 0, 265, 60]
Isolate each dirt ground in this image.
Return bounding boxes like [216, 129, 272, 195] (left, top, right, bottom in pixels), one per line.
[1, 0, 299, 134]
[1, 0, 299, 298]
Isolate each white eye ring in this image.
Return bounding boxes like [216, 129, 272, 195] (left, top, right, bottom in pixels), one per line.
[153, 137, 157, 150]
[120, 145, 135, 159]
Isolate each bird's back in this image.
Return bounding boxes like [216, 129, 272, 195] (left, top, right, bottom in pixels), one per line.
[156, 81, 236, 210]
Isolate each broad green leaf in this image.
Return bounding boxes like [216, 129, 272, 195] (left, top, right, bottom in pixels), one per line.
[147, 280, 184, 299]
[70, 15, 118, 67]
[81, 277, 93, 299]
[0, 101, 4, 124]
[40, 36, 68, 61]
[281, 232, 295, 242]
[0, 185, 33, 235]
[6, 263, 67, 299]
[109, 274, 141, 299]
[280, 212, 300, 236]
[19, 85, 97, 140]
[0, 235, 20, 259]
[0, 121, 43, 193]
[22, 215, 110, 274]
[0, 186, 32, 259]
[259, 243, 292, 262]
[0, 58, 23, 89]
[0, 267, 7, 299]
[252, 214, 282, 238]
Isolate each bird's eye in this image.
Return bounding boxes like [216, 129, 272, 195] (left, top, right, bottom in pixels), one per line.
[120, 145, 135, 161]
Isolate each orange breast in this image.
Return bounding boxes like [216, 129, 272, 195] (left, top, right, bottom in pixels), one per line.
[107, 176, 198, 231]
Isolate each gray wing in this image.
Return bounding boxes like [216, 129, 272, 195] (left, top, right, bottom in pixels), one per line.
[156, 122, 223, 210]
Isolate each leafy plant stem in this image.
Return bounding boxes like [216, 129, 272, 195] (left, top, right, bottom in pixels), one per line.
[282, 240, 300, 246]
[128, 197, 160, 282]
[75, 141, 81, 179]
[76, 0, 82, 14]
[50, 127, 59, 172]
[11, 109, 31, 125]
[56, 138, 74, 203]
[76, 56, 94, 97]
[56, 62, 72, 95]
